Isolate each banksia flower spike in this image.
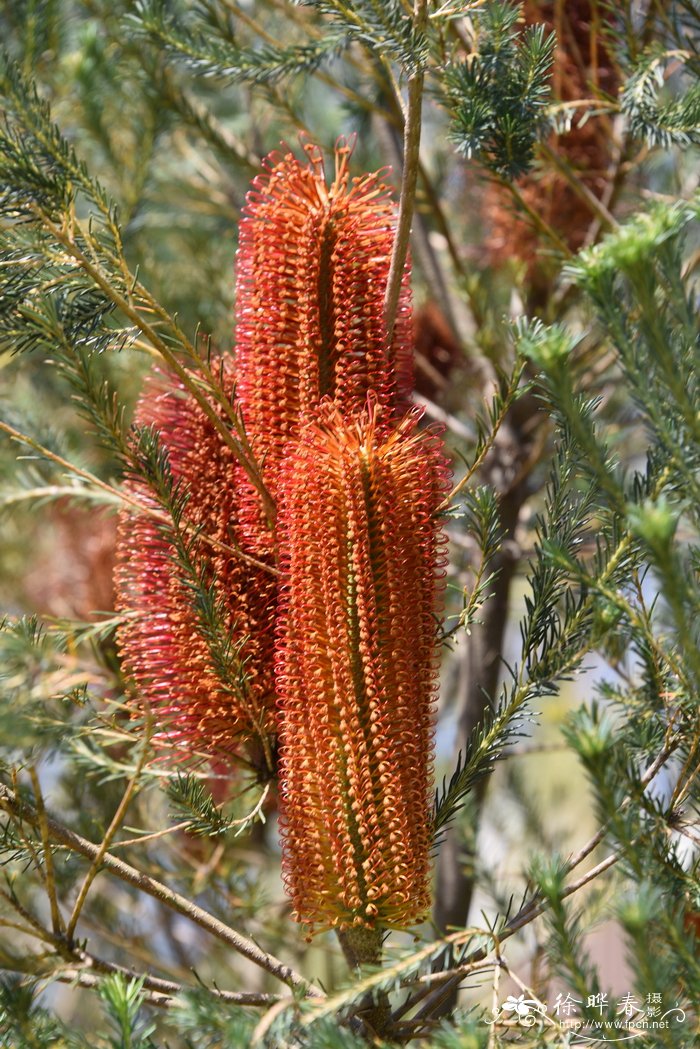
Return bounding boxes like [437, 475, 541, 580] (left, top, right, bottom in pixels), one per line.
[234, 141, 413, 524]
[275, 402, 449, 939]
[115, 364, 277, 768]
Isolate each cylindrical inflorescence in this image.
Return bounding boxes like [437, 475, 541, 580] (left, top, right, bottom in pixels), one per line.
[115, 364, 277, 765]
[234, 141, 413, 515]
[275, 403, 449, 931]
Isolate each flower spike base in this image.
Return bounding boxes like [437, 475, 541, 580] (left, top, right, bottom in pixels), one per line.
[337, 926, 383, 969]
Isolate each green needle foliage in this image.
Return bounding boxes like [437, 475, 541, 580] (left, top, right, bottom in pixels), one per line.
[620, 53, 700, 148]
[0, 1, 699, 1047]
[129, 1, 347, 85]
[99, 975, 157, 1049]
[443, 2, 556, 177]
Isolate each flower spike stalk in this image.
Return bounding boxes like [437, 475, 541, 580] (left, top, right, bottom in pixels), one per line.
[115, 364, 276, 767]
[234, 141, 414, 512]
[275, 402, 449, 937]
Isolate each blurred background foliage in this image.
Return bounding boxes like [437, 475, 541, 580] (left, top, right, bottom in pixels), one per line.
[0, 1, 699, 1046]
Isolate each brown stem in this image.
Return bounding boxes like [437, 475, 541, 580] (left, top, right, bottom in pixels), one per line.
[65, 715, 152, 940]
[383, 0, 427, 341]
[66, 949, 284, 1008]
[0, 783, 320, 997]
[27, 767, 64, 937]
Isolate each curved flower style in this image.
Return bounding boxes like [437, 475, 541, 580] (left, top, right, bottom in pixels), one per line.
[115, 364, 276, 765]
[275, 403, 449, 931]
[234, 141, 414, 510]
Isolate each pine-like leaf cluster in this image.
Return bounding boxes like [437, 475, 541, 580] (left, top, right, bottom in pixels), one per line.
[442, 1, 555, 178]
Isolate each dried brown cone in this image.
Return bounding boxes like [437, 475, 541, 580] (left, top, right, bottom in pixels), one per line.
[114, 363, 276, 767]
[275, 402, 449, 932]
[482, 0, 619, 285]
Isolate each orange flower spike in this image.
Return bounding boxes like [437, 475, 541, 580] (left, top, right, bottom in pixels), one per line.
[115, 364, 276, 765]
[234, 141, 414, 503]
[276, 404, 449, 932]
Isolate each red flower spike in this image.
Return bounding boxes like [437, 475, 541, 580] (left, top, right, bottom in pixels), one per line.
[275, 403, 449, 931]
[115, 364, 276, 764]
[234, 141, 414, 510]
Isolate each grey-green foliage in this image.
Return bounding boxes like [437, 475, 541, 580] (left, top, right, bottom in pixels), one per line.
[433, 332, 616, 841]
[166, 771, 268, 838]
[0, 616, 91, 756]
[513, 200, 700, 1039]
[304, 0, 430, 74]
[618, 0, 700, 148]
[0, 56, 143, 463]
[620, 52, 700, 148]
[128, 0, 346, 84]
[0, 978, 92, 1049]
[129, 0, 429, 87]
[169, 989, 257, 1049]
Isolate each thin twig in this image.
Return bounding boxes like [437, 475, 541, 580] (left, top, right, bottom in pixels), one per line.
[538, 139, 618, 231]
[395, 855, 616, 1006]
[500, 177, 574, 258]
[413, 393, 474, 441]
[383, 0, 427, 339]
[398, 730, 681, 1021]
[437, 362, 525, 512]
[0, 420, 142, 513]
[487, 956, 501, 1049]
[564, 734, 682, 877]
[65, 714, 153, 941]
[0, 484, 124, 510]
[0, 887, 54, 945]
[0, 783, 321, 996]
[66, 948, 285, 1008]
[27, 767, 64, 937]
[109, 820, 194, 850]
[0, 916, 46, 939]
